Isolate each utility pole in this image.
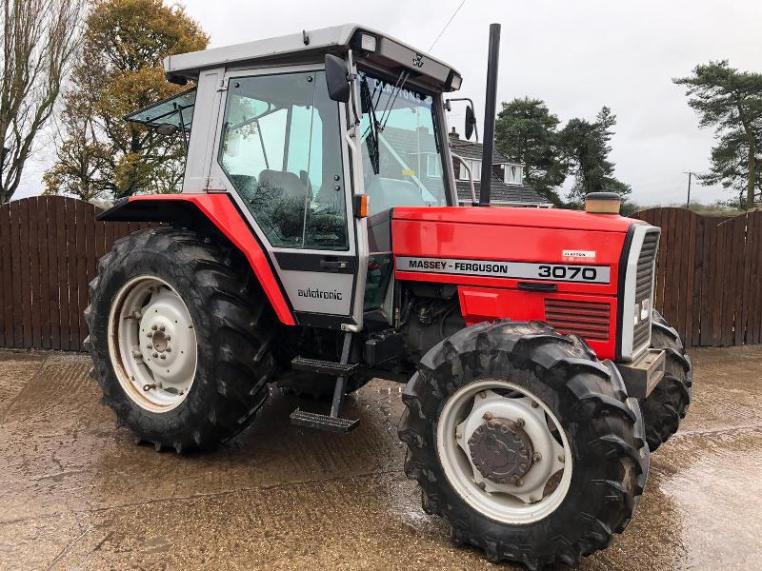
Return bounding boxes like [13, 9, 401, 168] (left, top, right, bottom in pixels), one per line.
[683, 171, 697, 208]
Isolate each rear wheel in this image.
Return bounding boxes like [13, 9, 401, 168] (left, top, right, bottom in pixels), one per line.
[640, 310, 692, 451]
[85, 227, 276, 452]
[399, 321, 649, 569]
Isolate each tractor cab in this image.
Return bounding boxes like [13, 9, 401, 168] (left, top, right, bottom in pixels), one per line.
[125, 24, 462, 332]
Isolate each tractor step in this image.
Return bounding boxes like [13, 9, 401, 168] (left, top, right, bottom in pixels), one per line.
[291, 356, 358, 376]
[289, 408, 359, 433]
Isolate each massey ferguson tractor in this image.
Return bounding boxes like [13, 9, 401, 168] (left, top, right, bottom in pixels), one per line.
[85, 23, 693, 568]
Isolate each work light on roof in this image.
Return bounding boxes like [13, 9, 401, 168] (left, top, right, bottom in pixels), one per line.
[360, 33, 377, 52]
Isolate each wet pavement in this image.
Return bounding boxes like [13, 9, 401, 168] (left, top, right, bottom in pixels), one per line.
[0, 346, 760, 570]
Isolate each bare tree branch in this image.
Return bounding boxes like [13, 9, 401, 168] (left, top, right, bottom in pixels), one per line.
[0, 0, 85, 203]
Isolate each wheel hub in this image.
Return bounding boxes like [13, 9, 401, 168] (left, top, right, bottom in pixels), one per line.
[468, 417, 534, 484]
[108, 276, 198, 412]
[443, 385, 571, 520]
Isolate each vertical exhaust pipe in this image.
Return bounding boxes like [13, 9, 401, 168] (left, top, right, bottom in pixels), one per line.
[479, 23, 501, 207]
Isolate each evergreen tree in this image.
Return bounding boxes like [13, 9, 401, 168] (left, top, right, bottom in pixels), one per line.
[674, 61, 762, 209]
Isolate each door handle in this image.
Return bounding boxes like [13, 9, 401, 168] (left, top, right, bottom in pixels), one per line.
[320, 259, 349, 272]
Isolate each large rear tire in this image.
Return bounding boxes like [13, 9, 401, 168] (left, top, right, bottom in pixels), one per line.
[85, 227, 276, 452]
[640, 310, 692, 451]
[399, 321, 649, 569]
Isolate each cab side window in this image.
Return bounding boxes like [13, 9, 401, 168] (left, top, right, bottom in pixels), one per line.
[219, 71, 348, 250]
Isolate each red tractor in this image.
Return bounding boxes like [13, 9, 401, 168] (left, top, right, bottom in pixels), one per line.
[86, 24, 692, 568]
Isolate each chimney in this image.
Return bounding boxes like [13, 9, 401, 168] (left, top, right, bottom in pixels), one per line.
[449, 126, 460, 141]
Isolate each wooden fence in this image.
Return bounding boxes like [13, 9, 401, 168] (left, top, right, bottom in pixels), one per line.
[0, 196, 147, 352]
[0, 198, 760, 352]
[635, 207, 762, 348]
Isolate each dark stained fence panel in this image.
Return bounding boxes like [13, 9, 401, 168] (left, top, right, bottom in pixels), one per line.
[635, 208, 762, 348]
[0, 196, 153, 352]
[1, 198, 761, 351]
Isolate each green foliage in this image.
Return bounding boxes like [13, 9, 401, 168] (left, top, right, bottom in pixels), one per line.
[44, 0, 208, 200]
[674, 60, 762, 209]
[494, 98, 568, 205]
[559, 106, 631, 202]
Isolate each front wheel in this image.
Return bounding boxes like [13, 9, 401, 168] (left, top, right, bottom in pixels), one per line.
[639, 310, 692, 451]
[85, 227, 276, 452]
[399, 321, 649, 569]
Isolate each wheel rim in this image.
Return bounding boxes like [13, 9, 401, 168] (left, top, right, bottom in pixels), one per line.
[107, 275, 198, 413]
[436, 379, 573, 525]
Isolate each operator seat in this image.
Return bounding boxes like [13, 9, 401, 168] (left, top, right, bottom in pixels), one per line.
[253, 169, 309, 245]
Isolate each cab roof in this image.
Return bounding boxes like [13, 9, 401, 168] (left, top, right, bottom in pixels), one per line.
[164, 23, 462, 93]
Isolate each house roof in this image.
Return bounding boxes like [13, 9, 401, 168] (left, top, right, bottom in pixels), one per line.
[449, 137, 518, 166]
[456, 178, 549, 206]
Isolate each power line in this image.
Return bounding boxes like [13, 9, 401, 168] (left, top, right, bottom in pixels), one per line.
[429, 0, 467, 51]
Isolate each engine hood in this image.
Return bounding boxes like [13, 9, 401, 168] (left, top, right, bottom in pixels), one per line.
[391, 206, 644, 299]
[392, 206, 639, 233]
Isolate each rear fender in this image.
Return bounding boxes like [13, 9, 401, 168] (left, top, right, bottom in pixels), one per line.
[99, 194, 296, 326]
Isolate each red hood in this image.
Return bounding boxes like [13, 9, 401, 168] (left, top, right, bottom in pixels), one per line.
[392, 206, 639, 233]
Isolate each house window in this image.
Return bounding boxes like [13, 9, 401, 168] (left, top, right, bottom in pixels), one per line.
[458, 159, 481, 181]
[504, 165, 521, 185]
[426, 154, 441, 178]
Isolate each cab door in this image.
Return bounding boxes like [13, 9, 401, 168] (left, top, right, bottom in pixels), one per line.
[210, 66, 362, 329]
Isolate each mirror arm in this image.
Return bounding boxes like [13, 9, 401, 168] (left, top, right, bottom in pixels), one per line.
[346, 49, 360, 126]
[452, 153, 476, 205]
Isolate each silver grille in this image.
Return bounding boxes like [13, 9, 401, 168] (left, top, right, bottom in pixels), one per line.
[632, 231, 659, 353]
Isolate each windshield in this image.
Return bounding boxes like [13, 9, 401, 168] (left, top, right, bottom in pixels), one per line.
[359, 72, 447, 215]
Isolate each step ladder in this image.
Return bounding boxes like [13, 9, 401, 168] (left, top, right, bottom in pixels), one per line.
[289, 332, 359, 433]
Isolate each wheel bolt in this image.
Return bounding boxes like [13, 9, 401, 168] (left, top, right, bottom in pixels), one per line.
[477, 481, 486, 490]
[533, 452, 542, 463]
[153, 352, 158, 358]
[166, 347, 171, 352]
[483, 412, 493, 421]
[531, 401, 539, 408]
[146, 331, 153, 338]
[513, 477, 524, 487]
[160, 325, 166, 332]
[160, 354, 166, 360]
[558, 454, 565, 463]
[165, 336, 171, 341]
[516, 417, 526, 428]
[151, 325, 157, 331]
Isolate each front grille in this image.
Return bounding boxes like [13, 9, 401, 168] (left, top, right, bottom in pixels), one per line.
[632, 231, 659, 350]
[545, 299, 611, 341]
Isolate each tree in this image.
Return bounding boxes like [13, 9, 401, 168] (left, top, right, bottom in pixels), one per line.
[560, 106, 631, 203]
[44, 0, 208, 200]
[674, 61, 762, 209]
[0, 0, 85, 204]
[494, 97, 568, 205]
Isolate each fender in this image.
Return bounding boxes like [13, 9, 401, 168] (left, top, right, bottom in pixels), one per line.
[99, 193, 296, 326]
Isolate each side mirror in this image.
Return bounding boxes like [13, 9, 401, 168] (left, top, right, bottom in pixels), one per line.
[325, 54, 350, 103]
[465, 105, 477, 140]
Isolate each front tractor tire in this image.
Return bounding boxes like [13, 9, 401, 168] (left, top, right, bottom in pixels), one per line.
[639, 310, 693, 451]
[399, 321, 649, 569]
[85, 227, 276, 453]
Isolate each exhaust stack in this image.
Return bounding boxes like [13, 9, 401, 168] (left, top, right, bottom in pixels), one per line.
[479, 23, 501, 207]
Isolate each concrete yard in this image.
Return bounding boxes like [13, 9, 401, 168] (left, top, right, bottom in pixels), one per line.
[0, 346, 761, 570]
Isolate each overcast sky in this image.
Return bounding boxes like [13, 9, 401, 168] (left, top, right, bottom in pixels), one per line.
[16, 0, 762, 205]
